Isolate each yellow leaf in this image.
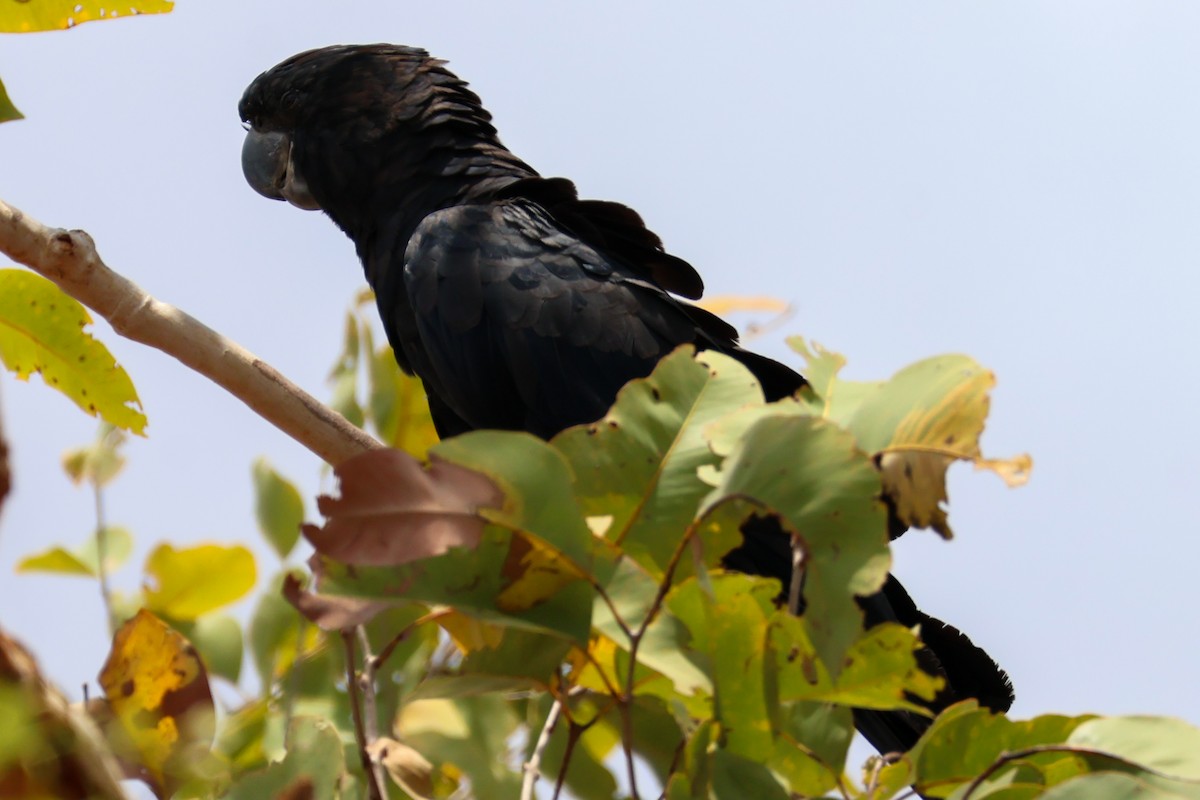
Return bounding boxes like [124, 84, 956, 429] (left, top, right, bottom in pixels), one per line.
[696, 295, 789, 317]
[16, 546, 93, 576]
[143, 543, 256, 620]
[568, 638, 623, 697]
[0, 1, 174, 32]
[0, 270, 145, 433]
[878, 451, 955, 539]
[495, 534, 584, 613]
[434, 609, 504, 654]
[97, 610, 214, 794]
[976, 454, 1033, 488]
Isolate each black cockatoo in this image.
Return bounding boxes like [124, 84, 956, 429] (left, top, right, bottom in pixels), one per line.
[239, 44, 1013, 754]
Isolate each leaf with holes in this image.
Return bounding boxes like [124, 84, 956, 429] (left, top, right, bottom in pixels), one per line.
[788, 338, 1031, 538]
[0, 270, 145, 433]
[97, 610, 214, 797]
[552, 346, 763, 577]
[703, 414, 890, 675]
[0, 0, 174, 32]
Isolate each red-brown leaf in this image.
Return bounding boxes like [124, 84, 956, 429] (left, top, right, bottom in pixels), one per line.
[303, 449, 503, 566]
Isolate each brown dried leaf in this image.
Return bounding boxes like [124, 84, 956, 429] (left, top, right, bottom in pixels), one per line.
[368, 737, 435, 800]
[281, 572, 390, 631]
[303, 449, 503, 566]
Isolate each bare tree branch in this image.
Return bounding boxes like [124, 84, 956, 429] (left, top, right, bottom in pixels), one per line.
[0, 198, 381, 466]
[355, 626, 389, 796]
[342, 631, 386, 800]
[521, 695, 565, 800]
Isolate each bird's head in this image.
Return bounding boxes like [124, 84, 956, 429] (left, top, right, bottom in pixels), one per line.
[239, 44, 426, 212]
[239, 44, 531, 235]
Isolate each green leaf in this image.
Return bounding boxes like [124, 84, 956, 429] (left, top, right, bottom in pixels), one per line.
[251, 458, 304, 560]
[316, 527, 593, 643]
[552, 346, 763, 576]
[407, 628, 571, 698]
[711, 749, 789, 800]
[16, 525, 132, 577]
[0, 1, 174, 31]
[0, 270, 145, 433]
[61, 424, 128, 487]
[248, 571, 306, 690]
[530, 694, 620, 800]
[789, 340, 1031, 537]
[589, 553, 712, 699]
[15, 545, 93, 576]
[666, 574, 777, 756]
[0, 76, 23, 123]
[327, 310, 364, 428]
[179, 613, 243, 684]
[434, 431, 593, 572]
[143, 543, 256, 620]
[703, 414, 890, 675]
[771, 616, 941, 711]
[912, 704, 1093, 797]
[216, 700, 271, 776]
[362, 323, 438, 457]
[1039, 771, 1200, 800]
[313, 430, 597, 642]
[787, 337, 883, 424]
[225, 716, 346, 800]
[772, 702, 853, 797]
[396, 696, 522, 799]
[1068, 716, 1200, 780]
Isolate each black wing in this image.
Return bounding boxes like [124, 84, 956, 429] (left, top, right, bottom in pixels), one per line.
[397, 198, 769, 438]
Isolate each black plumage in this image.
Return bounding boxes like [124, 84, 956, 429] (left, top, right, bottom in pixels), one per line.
[240, 44, 1013, 754]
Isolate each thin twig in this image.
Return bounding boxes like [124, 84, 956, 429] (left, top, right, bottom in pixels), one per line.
[92, 479, 115, 631]
[355, 626, 388, 795]
[370, 618, 421, 674]
[0, 199, 380, 467]
[341, 631, 385, 800]
[618, 519, 704, 800]
[520, 695, 566, 800]
[551, 721, 586, 800]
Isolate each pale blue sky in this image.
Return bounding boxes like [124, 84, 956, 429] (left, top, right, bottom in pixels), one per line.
[2, 0, 1197, 749]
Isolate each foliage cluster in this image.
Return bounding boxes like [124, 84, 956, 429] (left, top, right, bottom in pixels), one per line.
[4, 280, 1200, 799]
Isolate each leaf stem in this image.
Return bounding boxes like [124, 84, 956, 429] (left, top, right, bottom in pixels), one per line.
[92, 479, 115, 632]
[342, 630, 385, 800]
